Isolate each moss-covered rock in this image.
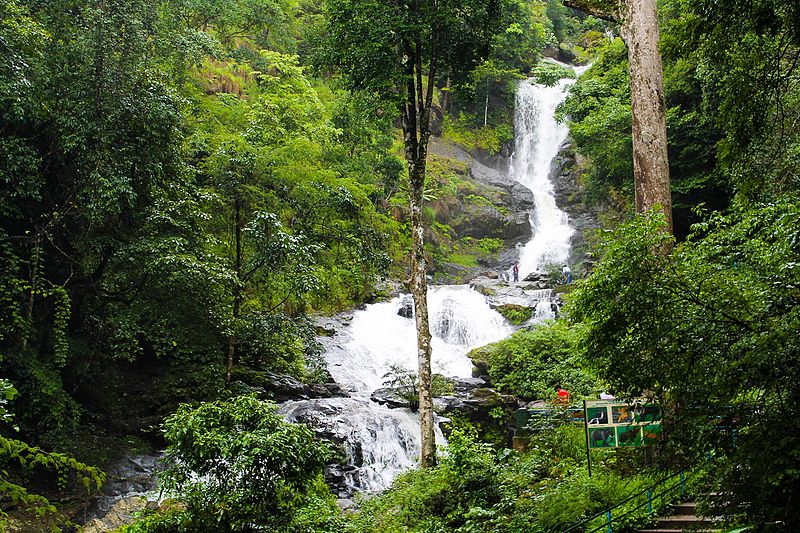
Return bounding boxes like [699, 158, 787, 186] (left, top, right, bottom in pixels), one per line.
[495, 303, 534, 325]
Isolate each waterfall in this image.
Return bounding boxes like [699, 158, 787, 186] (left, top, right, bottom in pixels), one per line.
[510, 62, 588, 279]
[280, 62, 588, 497]
[327, 286, 511, 396]
[280, 285, 511, 494]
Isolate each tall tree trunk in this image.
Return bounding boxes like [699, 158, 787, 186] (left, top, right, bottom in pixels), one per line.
[408, 164, 436, 467]
[401, 35, 437, 467]
[562, 0, 673, 234]
[484, 77, 490, 126]
[620, 0, 672, 233]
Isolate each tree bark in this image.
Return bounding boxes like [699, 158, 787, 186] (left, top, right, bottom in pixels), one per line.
[562, 0, 672, 234]
[620, 0, 672, 233]
[401, 34, 437, 468]
[408, 164, 436, 468]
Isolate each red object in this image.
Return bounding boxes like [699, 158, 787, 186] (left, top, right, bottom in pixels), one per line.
[556, 388, 570, 405]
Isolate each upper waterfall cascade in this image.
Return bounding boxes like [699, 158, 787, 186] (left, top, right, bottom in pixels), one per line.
[510, 62, 588, 279]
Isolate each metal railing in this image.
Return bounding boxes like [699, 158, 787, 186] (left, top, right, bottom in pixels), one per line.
[562, 468, 696, 533]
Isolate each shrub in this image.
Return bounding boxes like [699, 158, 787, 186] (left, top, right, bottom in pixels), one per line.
[469, 320, 598, 400]
[128, 395, 341, 531]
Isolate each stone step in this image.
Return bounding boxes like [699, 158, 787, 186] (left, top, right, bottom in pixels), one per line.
[635, 500, 724, 533]
[671, 502, 697, 515]
[657, 515, 716, 529]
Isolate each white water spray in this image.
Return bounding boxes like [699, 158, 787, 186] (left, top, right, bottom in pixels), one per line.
[281, 285, 510, 494]
[327, 286, 511, 396]
[510, 62, 588, 278]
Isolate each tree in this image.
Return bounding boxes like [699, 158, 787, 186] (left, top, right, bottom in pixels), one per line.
[562, 0, 673, 233]
[321, 0, 502, 466]
[151, 395, 336, 530]
[569, 201, 800, 528]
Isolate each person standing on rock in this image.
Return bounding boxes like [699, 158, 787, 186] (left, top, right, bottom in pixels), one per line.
[562, 264, 571, 284]
[512, 261, 519, 282]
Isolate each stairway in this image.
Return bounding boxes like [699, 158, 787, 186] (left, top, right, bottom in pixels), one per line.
[636, 501, 722, 533]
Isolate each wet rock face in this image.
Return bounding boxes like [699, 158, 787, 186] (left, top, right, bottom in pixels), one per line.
[82, 496, 154, 533]
[470, 275, 559, 309]
[424, 139, 534, 282]
[371, 386, 412, 409]
[231, 368, 346, 403]
[81, 453, 164, 530]
[550, 140, 603, 276]
[397, 295, 414, 318]
[449, 158, 534, 243]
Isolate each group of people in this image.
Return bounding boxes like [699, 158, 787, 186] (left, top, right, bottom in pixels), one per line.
[510, 261, 571, 284]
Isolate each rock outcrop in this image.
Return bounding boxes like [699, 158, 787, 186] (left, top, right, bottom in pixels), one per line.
[550, 140, 603, 276]
[424, 138, 533, 282]
[231, 368, 346, 403]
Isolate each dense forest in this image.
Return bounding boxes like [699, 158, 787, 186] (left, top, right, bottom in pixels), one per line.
[1, 0, 800, 531]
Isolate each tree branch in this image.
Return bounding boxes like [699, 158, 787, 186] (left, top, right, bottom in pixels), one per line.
[561, 0, 620, 23]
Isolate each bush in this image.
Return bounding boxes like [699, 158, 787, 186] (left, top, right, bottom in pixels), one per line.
[531, 61, 576, 86]
[127, 395, 341, 532]
[469, 320, 598, 400]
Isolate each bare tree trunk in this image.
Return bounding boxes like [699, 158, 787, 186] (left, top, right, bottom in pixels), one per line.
[408, 164, 436, 467]
[620, 0, 672, 233]
[400, 34, 437, 467]
[484, 76, 490, 126]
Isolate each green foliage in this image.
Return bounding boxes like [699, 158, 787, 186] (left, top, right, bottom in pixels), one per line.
[469, 320, 598, 400]
[349, 426, 503, 532]
[568, 203, 800, 528]
[489, 0, 549, 73]
[0, 380, 104, 529]
[350, 424, 668, 532]
[531, 61, 576, 86]
[142, 395, 340, 531]
[494, 304, 533, 325]
[442, 115, 514, 156]
[381, 364, 455, 410]
[557, 37, 633, 208]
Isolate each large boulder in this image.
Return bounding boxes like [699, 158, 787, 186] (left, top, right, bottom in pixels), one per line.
[230, 368, 346, 402]
[434, 387, 519, 445]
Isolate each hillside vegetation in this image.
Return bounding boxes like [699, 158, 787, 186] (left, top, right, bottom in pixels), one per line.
[2, 0, 800, 531]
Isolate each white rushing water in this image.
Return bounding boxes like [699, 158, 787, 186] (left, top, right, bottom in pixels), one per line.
[280, 285, 510, 494]
[281, 64, 585, 496]
[327, 286, 511, 396]
[510, 62, 588, 279]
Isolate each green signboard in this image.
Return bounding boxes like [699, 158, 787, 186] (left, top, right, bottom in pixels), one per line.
[584, 400, 661, 449]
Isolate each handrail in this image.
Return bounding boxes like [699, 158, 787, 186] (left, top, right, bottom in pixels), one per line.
[562, 467, 694, 533]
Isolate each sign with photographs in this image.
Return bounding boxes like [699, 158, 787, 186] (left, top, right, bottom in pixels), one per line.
[585, 400, 662, 449]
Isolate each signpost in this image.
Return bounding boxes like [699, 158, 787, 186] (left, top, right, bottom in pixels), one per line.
[583, 400, 662, 476]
